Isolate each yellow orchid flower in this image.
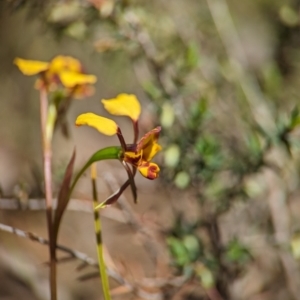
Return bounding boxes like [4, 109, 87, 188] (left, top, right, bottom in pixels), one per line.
[75, 95, 161, 180]
[123, 127, 161, 179]
[14, 55, 98, 138]
[14, 55, 97, 97]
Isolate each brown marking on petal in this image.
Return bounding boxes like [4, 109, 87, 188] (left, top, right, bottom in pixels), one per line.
[147, 164, 160, 179]
[138, 161, 160, 180]
[124, 151, 142, 166]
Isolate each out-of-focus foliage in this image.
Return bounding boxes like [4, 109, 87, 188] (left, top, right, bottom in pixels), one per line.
[4, 0, 300, 299]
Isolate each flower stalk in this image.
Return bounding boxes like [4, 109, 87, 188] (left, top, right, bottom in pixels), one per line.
[91, 164, 111, 300]
[40, 87, 57, 300]
[14, 55, 98, 300]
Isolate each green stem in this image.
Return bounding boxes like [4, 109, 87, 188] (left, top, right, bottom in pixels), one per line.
[91, 164, 111, 300]
[40, 89, 57, 300]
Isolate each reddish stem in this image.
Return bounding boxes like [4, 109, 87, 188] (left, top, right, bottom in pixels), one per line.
[133, 120, 139, 144]
[117, 127, 127, 151]
[40, 87, 57, 300]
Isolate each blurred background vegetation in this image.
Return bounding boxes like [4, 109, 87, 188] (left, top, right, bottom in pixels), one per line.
[1, 0, 300, 299]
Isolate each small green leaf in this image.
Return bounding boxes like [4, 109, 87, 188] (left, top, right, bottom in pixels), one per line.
[246, 133, 261, 157]
[183, 235, 200, 261]
[174, 171, 190, 189]
[262, 62, 282, 96]
[186, 42, 200, 69]
[164, 144, 181, 168]
[142, 81, 162, 100]
[188, 98, 208, 129]
[225, 238, 251, 264]
[65, 21, 87, 40]
[290, 106, 300, 129]
[167, 236, 190, 266]
[161, 102, 175, 128]
[279, 5, 299, 27]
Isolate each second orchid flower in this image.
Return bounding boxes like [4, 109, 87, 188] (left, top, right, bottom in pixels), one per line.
[75, 93, 162, 204]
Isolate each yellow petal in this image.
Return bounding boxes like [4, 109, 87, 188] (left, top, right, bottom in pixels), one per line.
[14, 58, 49, 75]
[49, 55, 82, 73]
[137, 127, 162, 161]
[144, 142, 162, 161]
[138, 162, 160, 180]
[59, 70, 97, 88]
[75, 113, 118, 136]
[101, 93, 141, 121]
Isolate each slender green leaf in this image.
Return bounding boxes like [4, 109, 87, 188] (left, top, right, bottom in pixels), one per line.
[69, 146, 122, 197]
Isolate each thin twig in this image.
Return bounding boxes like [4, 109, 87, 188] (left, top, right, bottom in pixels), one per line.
[0, 222, 131, 288]
[0, 198, 127, 223]
[0, 222, 190, 298]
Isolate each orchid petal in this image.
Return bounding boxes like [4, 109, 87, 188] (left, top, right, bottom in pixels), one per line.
[75, 113, 118, 136]
[50, 55, 82, 73]
[59, 71, 97, 88]
[14, 58, 49, 75]
[138, 162, 160, 180]
[137, 126, 162, 161]
[102, 93, 141, 121]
